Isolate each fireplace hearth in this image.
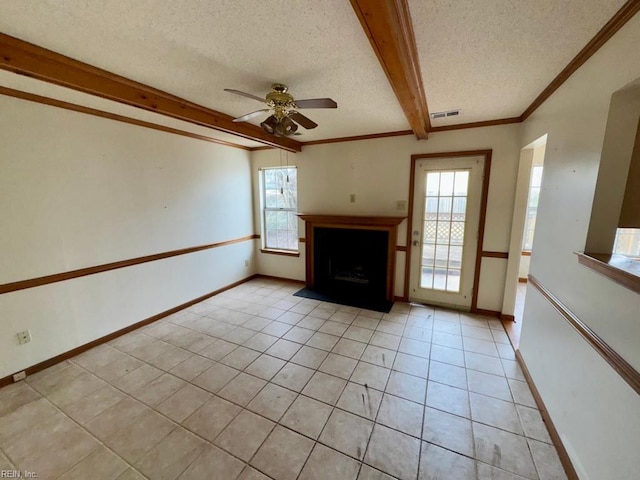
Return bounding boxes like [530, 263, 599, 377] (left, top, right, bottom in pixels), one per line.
[297, 214, 405, 311]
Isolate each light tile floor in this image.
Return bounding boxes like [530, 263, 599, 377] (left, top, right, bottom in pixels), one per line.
[0, 278, 567, 480]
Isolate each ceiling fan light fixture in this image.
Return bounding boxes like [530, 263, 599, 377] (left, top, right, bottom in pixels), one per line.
[227, 83, 337, 136]
[278, 117, 298, 136]
[260, 115, 278, 134]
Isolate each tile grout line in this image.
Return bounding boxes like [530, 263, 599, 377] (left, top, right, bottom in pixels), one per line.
[293, 305, 399, 479]
[7, 280, 551, 480]
[416, 312, 435, 480]
[128, 290, 548, 468]
[20, 381, 151, 480]
[63, 355, 274, 478]
[354, 305, 413, 478]
[47, 306, 539, 451]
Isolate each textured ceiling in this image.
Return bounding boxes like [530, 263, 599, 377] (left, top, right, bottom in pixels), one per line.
[410, 0, 627, 126]
[0, 0, 630, 139]
[0, 0, 409, 142]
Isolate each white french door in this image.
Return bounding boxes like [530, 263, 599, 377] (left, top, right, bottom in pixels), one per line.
[409, 156, 484, 309]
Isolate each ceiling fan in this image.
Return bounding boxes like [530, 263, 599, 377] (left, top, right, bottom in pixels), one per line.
[224, 83, 337, 137]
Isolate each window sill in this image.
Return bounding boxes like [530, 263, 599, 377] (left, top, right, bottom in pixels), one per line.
[575, 252, 640, 295]
[260, 249, 300, 257]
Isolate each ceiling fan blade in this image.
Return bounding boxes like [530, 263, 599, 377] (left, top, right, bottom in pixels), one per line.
[233, 109, 271, 122]
[289, 111, 318, 129]
[224, 88, 266, 103]
[294, 98, 337, 109]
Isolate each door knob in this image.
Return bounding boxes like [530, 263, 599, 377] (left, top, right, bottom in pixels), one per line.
[413, 240, 420, 246]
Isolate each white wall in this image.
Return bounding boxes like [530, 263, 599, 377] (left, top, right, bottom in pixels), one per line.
[519, 13, 640, 480]
[0, 95, 255, 378]
[251, 125, 522, 311]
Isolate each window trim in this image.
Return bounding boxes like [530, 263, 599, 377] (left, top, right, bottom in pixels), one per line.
[259, 166, 299, 253]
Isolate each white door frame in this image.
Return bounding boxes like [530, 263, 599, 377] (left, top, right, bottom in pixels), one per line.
[404, 150, 492, 313]
[502, 134, 548, 318]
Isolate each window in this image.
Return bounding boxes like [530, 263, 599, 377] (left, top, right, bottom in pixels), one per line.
[523, 165, 543, 251]
[260, 166, 298, 252]
[614, 228, 640, 257]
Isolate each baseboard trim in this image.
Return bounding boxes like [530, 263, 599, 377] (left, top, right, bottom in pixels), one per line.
[518, 277, 528, 283]
[394, 295, 408, 302]
[471, 308, 501, 318]
[500, 313, 515, 322]
[515, 350, 579, 480]
[255, 274, 305, 285]
[0, 274, 258, 388]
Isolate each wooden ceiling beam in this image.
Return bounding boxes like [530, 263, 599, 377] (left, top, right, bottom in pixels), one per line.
[0, 33, 302, 152]
[350, 0, 430, 139]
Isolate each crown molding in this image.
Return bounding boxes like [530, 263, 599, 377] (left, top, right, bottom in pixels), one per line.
[0, 86, 252, 151]
[521, 0, 640, 121]
[0, 33, 301, 152]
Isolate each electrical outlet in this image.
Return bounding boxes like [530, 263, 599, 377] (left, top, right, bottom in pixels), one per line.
[13, 371, 26, 382]
[16, 330, 31, 345]
[395, 200, 407, 211]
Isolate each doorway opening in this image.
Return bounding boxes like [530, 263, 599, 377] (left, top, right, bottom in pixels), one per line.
[504, 135, 547, 347]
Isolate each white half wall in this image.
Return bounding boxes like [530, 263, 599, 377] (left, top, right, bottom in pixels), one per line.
[251, 125, 522, 311]
[519, 13, 640, 480]
[0, 94, 255, 378]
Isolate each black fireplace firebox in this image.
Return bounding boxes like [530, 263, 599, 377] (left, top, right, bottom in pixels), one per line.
[297, 214, 406, 312]
[313, 227, 388, 305]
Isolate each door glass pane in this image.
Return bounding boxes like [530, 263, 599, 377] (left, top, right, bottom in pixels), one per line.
[424, 221, 437, 244]
[433, 270, 447, 290]
[423, 244, 435, 265]
[446, 270, 461, 292]
[438, 197, 452, 220]
[440, 172, 454, 196]
[436, 222, 451, 244]
[450, 222, 465, 246]
[454, 171, 469, 195]
[426, 172, 440, 195]
[452, 197, 467, 221]
[425, 197, 438, 219]
[435, 245, 449, 269]
[449, 246, 463, 269]
[419, 169, 470, 293]
[421, 267, 434, 289]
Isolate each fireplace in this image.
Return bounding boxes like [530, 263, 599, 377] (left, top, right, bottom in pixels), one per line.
[298, 214, 405, 309]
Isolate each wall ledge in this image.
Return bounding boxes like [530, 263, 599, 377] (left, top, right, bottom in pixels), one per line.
[575, 252, 640, 295]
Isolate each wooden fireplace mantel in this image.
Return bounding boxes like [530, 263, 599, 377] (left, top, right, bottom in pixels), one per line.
[297, 214, 406, 302]
[297, 214, 405, 227]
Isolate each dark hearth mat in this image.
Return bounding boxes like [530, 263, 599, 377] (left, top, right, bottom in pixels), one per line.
[293, 288, 393, 313]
